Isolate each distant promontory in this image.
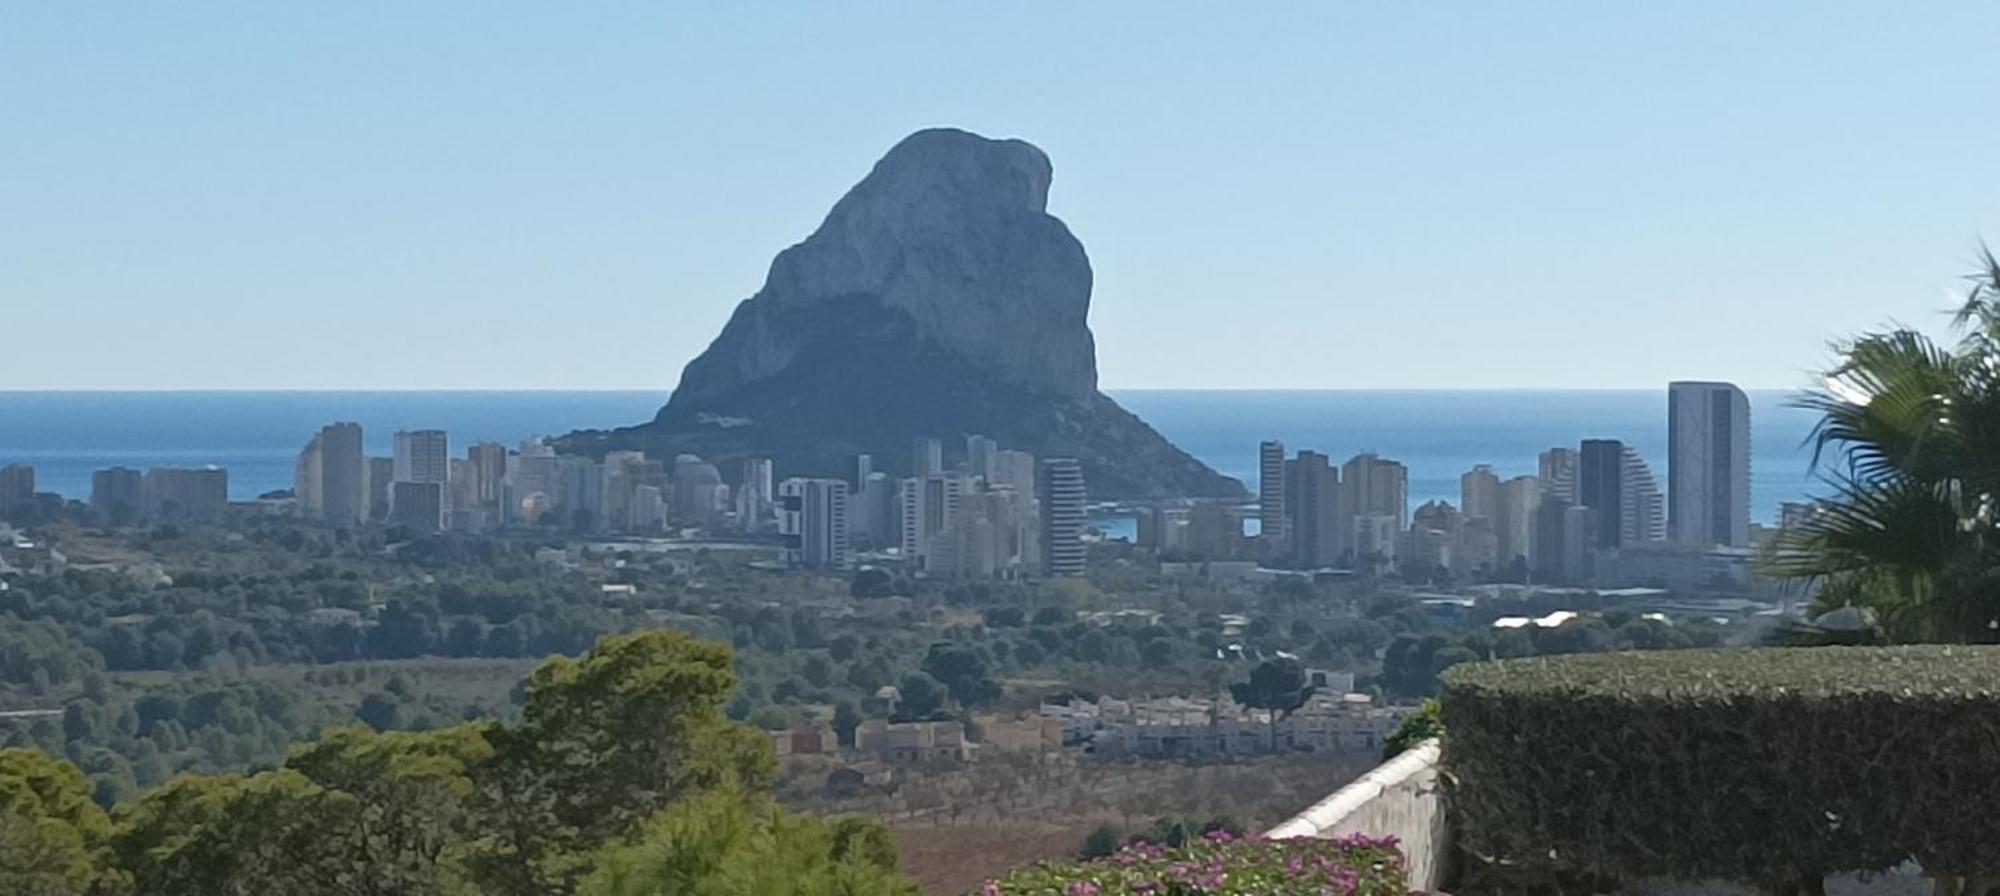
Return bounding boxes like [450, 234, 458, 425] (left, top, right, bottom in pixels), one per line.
[567, 128, 1245, 500]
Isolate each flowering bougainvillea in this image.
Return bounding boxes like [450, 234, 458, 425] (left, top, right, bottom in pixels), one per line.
[980, 831, 1408, 895]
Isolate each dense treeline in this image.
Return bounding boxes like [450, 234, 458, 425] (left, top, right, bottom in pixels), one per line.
[3, 561, 630, 672]
[0, 630, 915, 896]
[0, 520, 1755, 806]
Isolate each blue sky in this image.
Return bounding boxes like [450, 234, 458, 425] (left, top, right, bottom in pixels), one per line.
[5, 3, 1999, 390]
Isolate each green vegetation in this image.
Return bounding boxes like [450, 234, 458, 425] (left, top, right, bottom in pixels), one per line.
[1439, 646, 2000, 894]
[1077, 815, 1244, 858]
[0, 748, 125, 895]
[989, 831, 1407, 895]
[1379, 699, 1440, 760]
[1230, 657, 1314, 750]
[0, 630, 912, 896]
[1769, 256, 2000, 642]
[580, 791, 914, 896]
[0, 516, 1760, 810]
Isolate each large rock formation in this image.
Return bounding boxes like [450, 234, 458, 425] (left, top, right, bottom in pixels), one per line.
[570, 128, 1244, 500]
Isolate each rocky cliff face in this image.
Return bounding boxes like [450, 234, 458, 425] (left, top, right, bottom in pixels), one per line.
[575, 128, 1243, 500]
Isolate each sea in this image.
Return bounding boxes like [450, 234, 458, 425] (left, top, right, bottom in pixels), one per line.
[0, 390, 1826, 530]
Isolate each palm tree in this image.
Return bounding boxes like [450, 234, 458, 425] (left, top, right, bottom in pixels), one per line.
[1766, 252, 2000, 642]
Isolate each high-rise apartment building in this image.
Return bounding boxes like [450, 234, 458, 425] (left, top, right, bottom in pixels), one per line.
[90, 467, 143, 526]
[320, 423, 365, 527]
[849, 471, 899, 550]
[294, 435, 323, 515]
[854, 454, 873, 490]
[1534, 500, 1596, 584]
[779, 478, 851, 569]
[670, 454, 722, 525]
[1577, 440, 1626, 549]
[1497, 475, 1542, 567]
[946, 489, 1038, 577]
[899, 473, 965, 568]
[966, 435, 997, 480]
[1668, 380, 1752, 547]
[1258, 440, 1289, 551]
[389, 481, 444, 531]
[142, 467, 227, 523]
[990, 450, 1036, 497]
[1460, 464, 1501, 523]
[1038, 458, 1087, 577]
[557, 455, 605, 530]
[912, 437, 944, 478]
[1620, 445, 1667, 547]
[366, 457, 395, 522]
[390, 430, 449, 528]
[630, 484, 668, 532]
[1289, 450, 1340, 567]
[467, 442, 509, 507]
[0, 464, 33, 517]
[393, 430, 449, 487]
[1342, 453, 1408, 534]
[1538, 448, 1577, 505]
[505, 440, 559, 524]
[736, 458, 775, 530]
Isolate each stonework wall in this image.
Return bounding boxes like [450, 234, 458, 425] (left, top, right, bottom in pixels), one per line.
[1265, 739, 1451, 892]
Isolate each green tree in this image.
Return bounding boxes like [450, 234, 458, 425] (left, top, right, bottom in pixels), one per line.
[919, 644, 1000, 708]
[114, 769, 363, 896]
[1077, 822, 1123, 859]
[469, 630, 777, 896]
[1382, 699, 1443, 760]
[1230, 658, 1315, 751]
[1767, 258, 2000, 641]
[831, 701, 862, 748]
[0, 748, 125, 896]
[578, 790, 914, 896]
[282, 724, 494, 893]
[892, 674, 946, 721]
[849, 569, 894, 599]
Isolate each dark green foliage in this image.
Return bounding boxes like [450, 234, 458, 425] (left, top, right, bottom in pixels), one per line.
[919, 643, 999, 708]
[81, 630, 908, 896]
[1230, 658, 1314, 750]
[0, 748, 126, 895]
[1766, 256, 2000, 641]
[849, 568, 895, 599]
[578, 790, 914, 896]
[1078, 823, 1123, 859]
[891, 673, 945, 720]
[1440, 646, 2000, 889]
[1103, 815, 1243, 850]
[1381, 698, 1441, 760]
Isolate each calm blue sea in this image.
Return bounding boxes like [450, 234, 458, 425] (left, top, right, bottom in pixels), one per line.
[0, 390, 1825, 523]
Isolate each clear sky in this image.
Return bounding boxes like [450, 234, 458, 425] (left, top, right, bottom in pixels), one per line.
[6, 3, 1999, 390]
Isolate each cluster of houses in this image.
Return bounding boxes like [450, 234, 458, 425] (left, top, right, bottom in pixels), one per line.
[772, 685, 1408, 797]
[1042, 691, 1406, 759]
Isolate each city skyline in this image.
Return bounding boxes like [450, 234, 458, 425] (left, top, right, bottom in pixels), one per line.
[8, 5, 2000, 391]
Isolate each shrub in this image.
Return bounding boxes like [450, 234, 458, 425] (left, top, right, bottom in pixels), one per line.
[987, 830, 1407, 895]
[1380, 698, 1441, 760]
[1079, 823, 1123, 859]
[1439, 646, 2000, 891]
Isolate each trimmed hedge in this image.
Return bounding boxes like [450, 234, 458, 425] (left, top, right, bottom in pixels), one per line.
[1439, 646, 2000, 887]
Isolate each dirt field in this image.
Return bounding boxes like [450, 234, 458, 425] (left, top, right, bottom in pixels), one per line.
[847, 753, 1374, 895]
[896, 820, 1106, 896]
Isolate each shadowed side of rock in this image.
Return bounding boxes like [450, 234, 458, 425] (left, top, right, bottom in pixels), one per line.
[570, 299, 1243, 499]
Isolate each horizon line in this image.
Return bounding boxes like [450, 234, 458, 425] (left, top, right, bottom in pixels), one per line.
[0, 384, 1804, 394]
